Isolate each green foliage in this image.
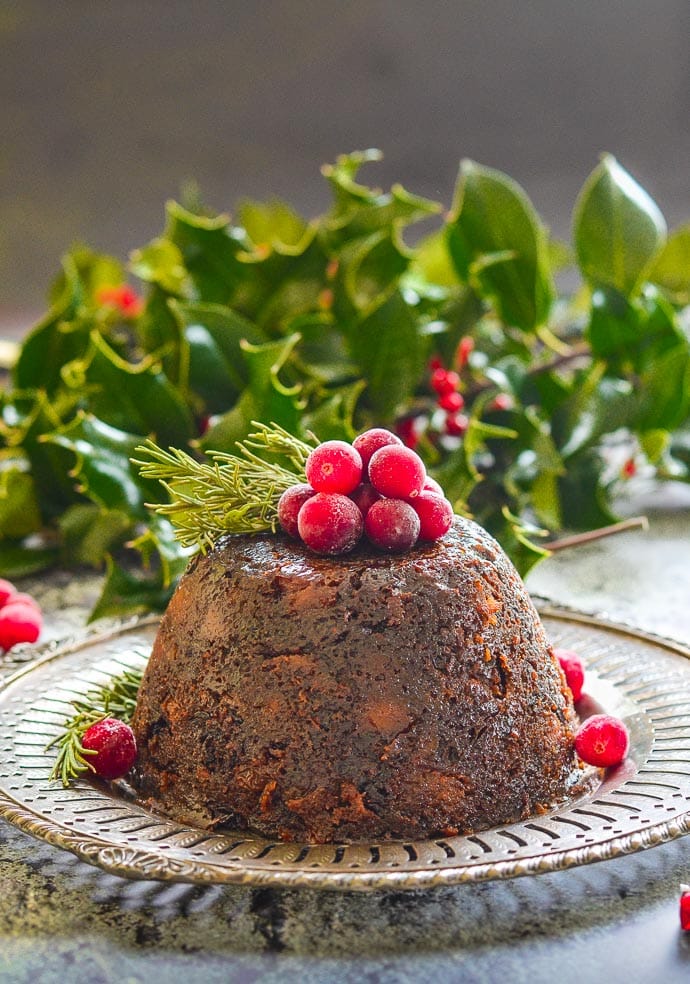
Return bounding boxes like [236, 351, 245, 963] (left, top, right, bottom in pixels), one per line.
[2, 150, 689, 616]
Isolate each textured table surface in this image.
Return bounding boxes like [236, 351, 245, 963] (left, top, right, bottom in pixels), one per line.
[1, 489, 689, 984]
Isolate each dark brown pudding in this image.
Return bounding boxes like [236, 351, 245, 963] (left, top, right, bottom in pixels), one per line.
[132, 517, 589, 842]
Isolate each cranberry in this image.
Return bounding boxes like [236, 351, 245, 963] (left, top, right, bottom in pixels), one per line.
[411, 491, 454, 541]
[368, 445, 426, 499]
[445, 413, 469, 437]
[422, 476, 445, 496]
[438, 391, 465, 413]
[396, 417, 420, 450]
[365, 499, 420, 553]
[430, 368, 460, 396]
[0, 578, 16, 607]
[82, 718, 137, 780]
[6, 592, 41, 613]
[574, 714, 629, 768]
[490, 393, 513, 412]
[555, 648, 585, 702]
[349, 482, 381, 517]
[277, 483, 316, 538]
[0, 602, 42, 651]
[305, 441, 363, 494]
[352, 428, 402, 475]
[297, 493, 363, 555]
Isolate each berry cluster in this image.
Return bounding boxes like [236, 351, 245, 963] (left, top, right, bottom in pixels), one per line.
[554, 646, 629, 768]
[0, 579, 42, 652]
[278, 429, 454, 555]
[430, 360, 468, 438]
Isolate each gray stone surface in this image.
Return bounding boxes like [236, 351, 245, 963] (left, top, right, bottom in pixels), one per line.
[1, 496, 690, 982]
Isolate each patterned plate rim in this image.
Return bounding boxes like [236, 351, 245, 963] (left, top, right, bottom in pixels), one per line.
[1, 604, 690, 892]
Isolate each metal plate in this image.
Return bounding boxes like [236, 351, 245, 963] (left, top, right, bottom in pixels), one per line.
[1, 607, 690, 892]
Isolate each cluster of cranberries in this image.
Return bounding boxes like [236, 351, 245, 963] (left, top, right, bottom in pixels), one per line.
[278, 429, 453, 555]
[554, 647, 629, 768]
[0, 579, 42, 653]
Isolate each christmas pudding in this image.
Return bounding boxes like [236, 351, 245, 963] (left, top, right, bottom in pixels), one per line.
[131, 515, 590, 843]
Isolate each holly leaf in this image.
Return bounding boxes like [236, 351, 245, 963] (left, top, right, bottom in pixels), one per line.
[447, 160, 554, 332]
[649, 224, 690, 302]
[0, 465, 42, 538]
[574, 155, 666, 297]
[165, 201, 248, 303]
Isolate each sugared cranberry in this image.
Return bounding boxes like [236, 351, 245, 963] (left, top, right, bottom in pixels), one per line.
[6, 592, 41, 614]
[305, 441, 363, 494]
[82, 718, 137, 780]
[297, 493, 363, 555]
[411, 491, 454, 541]
[368, 445, 426, 499]
[365, 499, 421, 553]
[423, 476, 444, 496]
[430, 368, 460, 396]
[0, 578, 16, 607]
[445, 413, 469, 437]
[575, 714, 629, 768]
[0, 602, 42, 651]
[352, 428, 402, 475]
[438, 391, 465, 413]
[277, 483, 316, 538]
[555, 648, 585, 702]
[349, 482, 381, 517]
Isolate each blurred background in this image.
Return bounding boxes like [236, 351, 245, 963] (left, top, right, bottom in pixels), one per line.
[1, 0, 689, 338]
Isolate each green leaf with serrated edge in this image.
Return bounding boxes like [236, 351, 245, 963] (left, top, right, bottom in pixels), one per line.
[13, 257, 86, 393]
[169, 300, 265, 412]
[336, 231, 409, 317]
[130, 237, 190, 296]
[447, 160, 554, 332]
[200, 334, 303, 451]
[322, 150, 441, 244]
[573, 155, 667, 298]
[302, 380, 366, 442]
[649, 224, 690, 302]
[62, 331, 195, 446]
[59, 504, 132, 568]
[43, 413, 162, 520]
[0, 466, 42, 538]
[165, 200, 248, 303]
[1, 390, 78, 516]
[238, 199, 310, 252]
[345, 289, 427, 421]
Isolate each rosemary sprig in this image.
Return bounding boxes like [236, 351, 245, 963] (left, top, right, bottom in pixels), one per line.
[132, 421, 319, 552]
[47, 664, 145, 787]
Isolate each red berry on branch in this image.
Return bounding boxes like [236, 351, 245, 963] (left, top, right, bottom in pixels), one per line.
[0, 602, 42, 652]
[438, 391, 465, 413]
[365, 499, 421, 553]
[297, 493, 364, 555]
[574, 714, 629, 768]
[95, 284, 144, 318]
[428, 355, 444, 372]
[368, 445, 426, 499]
[277, 484, 316, 538]
[431, 368, 460, 396]
[305, 441, 363, 495]
[445, 413, 469, 437]
[621, 458, 637, 478]
[490, 393, 513, 412]
[396, 417, 420, 450]
[411, 491, 454, 541]
[554, 648, 585, 701]
[352, 428, 402, 475]
[82, 718, 137, 780]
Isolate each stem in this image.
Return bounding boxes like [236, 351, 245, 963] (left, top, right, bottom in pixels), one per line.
[546, 515, 649, 552]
